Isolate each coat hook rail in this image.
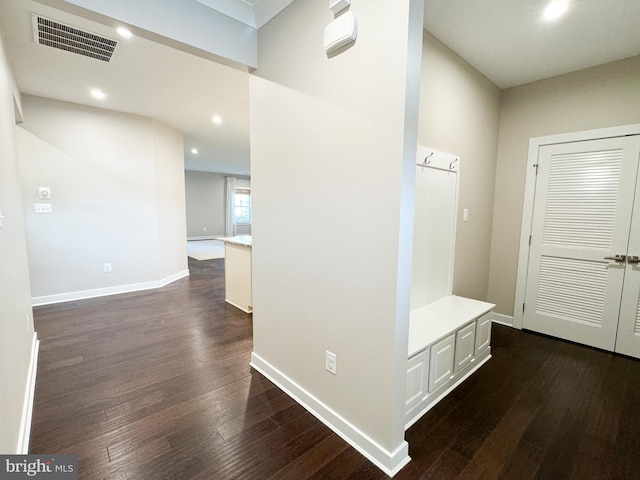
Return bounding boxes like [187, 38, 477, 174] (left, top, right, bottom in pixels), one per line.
[416, 151, 459, 173]
[417, 152, 434, 169]
[423, 152, 434, 165]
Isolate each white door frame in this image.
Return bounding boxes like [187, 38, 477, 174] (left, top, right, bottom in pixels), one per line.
[513, 123, 640, 330]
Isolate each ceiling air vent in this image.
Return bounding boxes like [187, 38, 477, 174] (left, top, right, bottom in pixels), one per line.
[32, 14, 117, 62]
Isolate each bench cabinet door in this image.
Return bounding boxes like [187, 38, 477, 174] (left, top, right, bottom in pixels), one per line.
[428, 334, 455, 393]
[406, 348, 429, 411]
[475, 312, 492, 355]
[454, 322, 476, 373]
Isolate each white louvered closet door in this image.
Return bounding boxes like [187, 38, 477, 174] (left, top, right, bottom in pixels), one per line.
[523, 136, 640, 351]
[615, 143, 640, 358]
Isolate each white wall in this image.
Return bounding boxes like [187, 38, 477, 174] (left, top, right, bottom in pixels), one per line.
[17, 96, 188, 304]
[0, 29, 36, 453]
[185, 171, 250, 238]
[488, 55, 640, 316]
[185, 171, 226, 237]
[418, 31, 501, 302]
[250, 0, 423, 474]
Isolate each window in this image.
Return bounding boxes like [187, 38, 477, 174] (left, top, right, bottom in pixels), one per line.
[234, 187, 251, 225]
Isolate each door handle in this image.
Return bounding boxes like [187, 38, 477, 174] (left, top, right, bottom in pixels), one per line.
[604, 254, 627, 263]
[628, 255, 640, 264]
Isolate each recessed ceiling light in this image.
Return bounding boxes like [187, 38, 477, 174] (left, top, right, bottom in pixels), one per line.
[191, 148, 199, 154]
[90, 88, 106, 100]
[116, 27, 133, 39]
[212, 115, 223, 125]
[544, 0, 569, 21]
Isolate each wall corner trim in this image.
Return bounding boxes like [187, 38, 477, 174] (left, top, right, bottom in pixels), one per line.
[250, 352, 411, 477]
[31, 270, 190, 306]
[17, 333, 39, 454]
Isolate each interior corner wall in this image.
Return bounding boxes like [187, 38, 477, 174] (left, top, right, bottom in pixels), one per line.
[17, 95, 188, 303]
[418, 31, 501, 302]
[488, 55, 640, 316]
[0, 30, 36, 453]
[250, 0, 422, 474]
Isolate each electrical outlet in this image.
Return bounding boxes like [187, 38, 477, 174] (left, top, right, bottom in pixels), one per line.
[26, 312, 31, 332]
[325, 350, 337, 375]
[103, 263, 112, 273]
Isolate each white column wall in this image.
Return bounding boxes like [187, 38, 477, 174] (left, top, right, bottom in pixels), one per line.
[249, 0, 423, 473]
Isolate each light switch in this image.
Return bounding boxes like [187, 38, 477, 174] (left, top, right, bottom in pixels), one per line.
[0, 207, 5, 228]
[463, 208, 469, 222]
[35, 203, 53, 214]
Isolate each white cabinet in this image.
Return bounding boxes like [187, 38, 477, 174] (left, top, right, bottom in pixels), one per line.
[219, 237, 253, 313]
[405, 296, 494, 430]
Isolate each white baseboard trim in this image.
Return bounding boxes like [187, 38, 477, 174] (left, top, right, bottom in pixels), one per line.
[17, 333, 39, 454]
[492, 313, 515, 328]
[31, 269, 190, 306]
[250, 352, 410, 477]
[224, 299, 253, 314]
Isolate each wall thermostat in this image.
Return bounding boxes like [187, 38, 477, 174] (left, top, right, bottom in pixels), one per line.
[324, 11, 358, 55]
[38, 186, 51, 199]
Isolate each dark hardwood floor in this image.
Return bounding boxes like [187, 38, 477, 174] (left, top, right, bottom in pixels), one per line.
[31, 258, 640, 479]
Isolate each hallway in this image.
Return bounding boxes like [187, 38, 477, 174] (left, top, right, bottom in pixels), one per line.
[30, 258, 640, 479]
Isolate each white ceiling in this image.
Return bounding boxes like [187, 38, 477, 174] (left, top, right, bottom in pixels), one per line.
[1, 0, 639, 174]
[424, 0, 640, 88]
[0, 0, 252, 175]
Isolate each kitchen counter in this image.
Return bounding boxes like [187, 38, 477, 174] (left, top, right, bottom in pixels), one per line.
[217, 235, 252, 248]
[218, 236, 252, 313]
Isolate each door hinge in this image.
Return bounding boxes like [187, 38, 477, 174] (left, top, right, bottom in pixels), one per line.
[529, 235, 532, 246]
[533, 163, 539, 174]
[523, 303, 526, 313]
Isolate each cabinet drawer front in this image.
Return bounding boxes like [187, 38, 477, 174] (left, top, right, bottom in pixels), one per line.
[406, 349, 429, 410]
[475, 312, 492, 355]
[429, 334, 455, 393]
[454, 322, 476, 373]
